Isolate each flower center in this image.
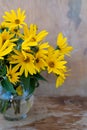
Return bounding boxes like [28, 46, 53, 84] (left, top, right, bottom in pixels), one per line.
[36, 58, 39, 63]
[15, 19, 20, 24]
[14, 28, 18, 32]
[24, 57, 30, 63]
[2, 38, 6, 43]
[49, 61, 55, 68]
[31, 37, 36, 42]
[8, 74, 12, 79]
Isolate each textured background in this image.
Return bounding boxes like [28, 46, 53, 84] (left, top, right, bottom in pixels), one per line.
[0, 0, 87, 96]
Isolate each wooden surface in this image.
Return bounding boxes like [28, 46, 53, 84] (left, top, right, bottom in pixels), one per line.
[0, 0, 87, 96]
[0, 96, 87, 130]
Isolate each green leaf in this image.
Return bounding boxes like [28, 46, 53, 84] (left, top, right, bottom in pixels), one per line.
[34, 73, 47, 81]
[17, 38, 24, 45]
[0, 65, 7, 76]
[0, 100, 9, 113]
[0, 29, 2, 33]
[1, 78, 16, 94]
[20, 74, 30, 90]
[29, 78, 39, 95]
[21, 74, 39, 95]
[55, 45, 60, 50]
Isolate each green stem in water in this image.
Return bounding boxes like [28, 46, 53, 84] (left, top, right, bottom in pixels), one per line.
[12, 100, 20, 114]
[0, 100, 10, 113]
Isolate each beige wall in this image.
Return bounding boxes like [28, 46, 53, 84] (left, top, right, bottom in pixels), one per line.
[0, 0, 87, 96]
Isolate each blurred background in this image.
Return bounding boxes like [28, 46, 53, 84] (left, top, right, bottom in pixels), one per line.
[0, 0, 87, 96]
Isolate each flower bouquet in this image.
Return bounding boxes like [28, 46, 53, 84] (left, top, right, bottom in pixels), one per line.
[0, 8, 73, 120]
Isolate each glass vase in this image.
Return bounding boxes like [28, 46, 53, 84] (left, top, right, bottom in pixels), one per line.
[0, 85, 34, 121]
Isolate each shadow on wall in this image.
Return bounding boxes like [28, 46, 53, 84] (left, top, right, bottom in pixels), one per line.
[67, 0, 82, 29]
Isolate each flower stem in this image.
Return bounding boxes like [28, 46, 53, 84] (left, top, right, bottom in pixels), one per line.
[12, 100, 20, 114]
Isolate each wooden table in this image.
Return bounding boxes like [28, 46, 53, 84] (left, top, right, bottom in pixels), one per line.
[0, 96, 87, 130]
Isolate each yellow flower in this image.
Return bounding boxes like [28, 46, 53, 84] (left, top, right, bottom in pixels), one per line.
[35, 53, 47, 72]
[0, 38, 15, 59]
[47, 57, 66, 75]
[0, 30, 17, 59]
[46, 48, 67, 75]
[21, 24, 48, 43]
[6, 65, 20, 84]
[20, 25, 49, 53]
[56, 74, 65, 88]
[0, 22, 6, 30]
[57, 33, 73, 56]
[56, 68, 68, 88]
[16, 85, 23, 96]
[23, 24, 37, 39]
[0, 29, 18, 43]
[3, 8, 26, 29]
[22, 38, 37, 51]
[32, 42, 49, 56]
[9, 27, 21, 36]
[9, 50, 36, 77]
